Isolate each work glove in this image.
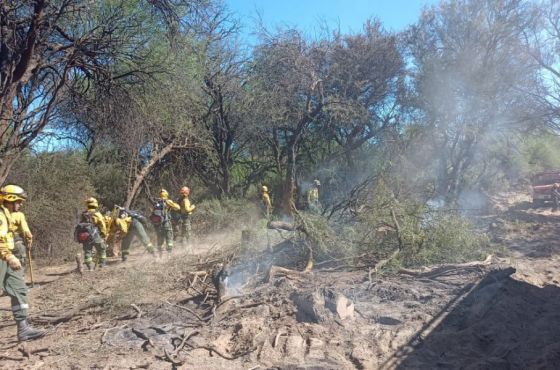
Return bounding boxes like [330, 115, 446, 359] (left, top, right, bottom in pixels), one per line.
[6, 255, 22, 271]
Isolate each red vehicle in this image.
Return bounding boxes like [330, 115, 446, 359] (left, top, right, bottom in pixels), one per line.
[531, 170, 560, 205]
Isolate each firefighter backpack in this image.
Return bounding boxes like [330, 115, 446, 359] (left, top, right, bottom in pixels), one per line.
[74, 211, 100, 244]
[127, 209, 150, 228]
[150, 199, 166, 225]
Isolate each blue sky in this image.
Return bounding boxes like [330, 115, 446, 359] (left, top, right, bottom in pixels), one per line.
[226, 0, 439, 41]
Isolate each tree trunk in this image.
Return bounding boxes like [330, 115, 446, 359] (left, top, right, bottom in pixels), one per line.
[220, 154, 231, 197]
[0, 151, 21, 184]
[124, 142, 174, 208]
[281, 144, 297, 217]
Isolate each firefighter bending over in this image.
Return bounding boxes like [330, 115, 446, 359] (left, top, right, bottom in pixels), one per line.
[109, 207, 156, 261]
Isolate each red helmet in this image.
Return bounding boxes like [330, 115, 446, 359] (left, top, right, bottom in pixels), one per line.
[180, 186, 190, 196]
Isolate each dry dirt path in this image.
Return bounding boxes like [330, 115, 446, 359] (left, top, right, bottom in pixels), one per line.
[1, 195, 560, 369]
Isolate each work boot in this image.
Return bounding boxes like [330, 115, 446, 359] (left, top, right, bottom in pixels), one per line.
[17, 320, 46, 342]
[85, 262, 93, 271]
[99, 260, 107, 268]
[122, 255, 128, 262]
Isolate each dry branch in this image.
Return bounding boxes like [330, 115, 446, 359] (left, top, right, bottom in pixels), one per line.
[131, 304, 143, 318]
[0, 353, 24, 361]
[398, 254, 493, 278]
[165, 301, 206, 322]
[173, 330, 199, 355]
[189, 345, 256, 360]
[162, 348, 184, 366]
[35, 298, 106, 324]
[368, 248, 400, 281]
[266, 265, 311, 282]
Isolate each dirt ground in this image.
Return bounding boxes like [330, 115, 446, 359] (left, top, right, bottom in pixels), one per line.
[2, 193, 560, 369]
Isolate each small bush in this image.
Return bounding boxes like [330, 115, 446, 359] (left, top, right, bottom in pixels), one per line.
[399, 212, 488, 267]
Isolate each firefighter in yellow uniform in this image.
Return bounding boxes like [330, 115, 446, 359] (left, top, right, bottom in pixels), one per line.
[307, 179, 321, 213]
[80, 197, 108, 269]
[7, 197, 33, 275]
[0, 185, 45, 341]
[261, 185, 272, 219]
[151, 189, 180, 255]
[178, 186, 195, 249]
[108, 207, 155, 261]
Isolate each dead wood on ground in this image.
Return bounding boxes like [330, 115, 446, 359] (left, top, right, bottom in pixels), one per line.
[35, 298, 106, 324]
[266, 265, 311, 282]
[398, 255, 493, 278]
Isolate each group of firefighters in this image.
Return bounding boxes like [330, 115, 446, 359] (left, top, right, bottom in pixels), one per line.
[0, 184, 196, 342]
[77, 186, 196, 270]
[0, 180, 320, 343]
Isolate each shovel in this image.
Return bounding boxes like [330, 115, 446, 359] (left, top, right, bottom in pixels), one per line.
[26, 247, 34, 287]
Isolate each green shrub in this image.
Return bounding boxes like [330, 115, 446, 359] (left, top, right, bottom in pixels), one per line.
[399, 212, 488, 267]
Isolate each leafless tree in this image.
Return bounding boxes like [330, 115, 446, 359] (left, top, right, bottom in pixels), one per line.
[0, 0, 199, 183]
[406, 0, 543, 205]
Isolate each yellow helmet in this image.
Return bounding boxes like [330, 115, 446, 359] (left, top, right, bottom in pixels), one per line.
[159, 189, 169, 199]
[262, 185, 268, 192]
[85, 197, 99, 209]
[1, 184, 27, 202]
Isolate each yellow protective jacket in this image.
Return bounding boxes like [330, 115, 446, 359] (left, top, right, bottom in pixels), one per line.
[179, 196, 195, 215]
[86, 208, 108, 239]
[0, 206, 15, 261]
[107, 216, 132, 243]
[164, 199, 181, 212]
[10, 211, 33, 246]
[262, 191, 272, 209]
[307, 188, 319, 203]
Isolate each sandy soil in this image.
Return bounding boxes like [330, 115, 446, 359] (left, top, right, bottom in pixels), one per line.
[1, 193, 560, 369]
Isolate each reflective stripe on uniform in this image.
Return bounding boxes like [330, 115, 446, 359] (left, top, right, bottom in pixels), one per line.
[12, 303, 29, 311]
